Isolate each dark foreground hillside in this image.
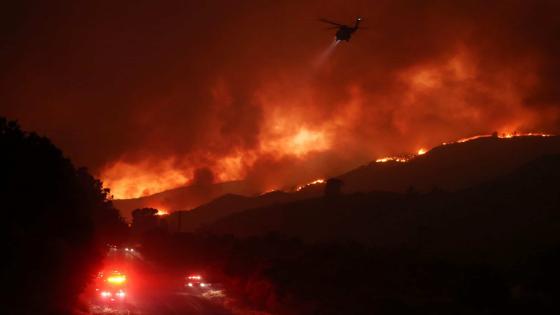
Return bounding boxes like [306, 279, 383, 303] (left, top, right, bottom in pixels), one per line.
[206, 155, 560, 260]
[1, 118, 127, 314]
[139, 155, 560, 315]
[113, 179, 259, 221]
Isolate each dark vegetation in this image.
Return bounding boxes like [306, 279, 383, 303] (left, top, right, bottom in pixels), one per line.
[138, 154, 560, 314]
[142, 233, 560, 315]
[1, 118, 127, 314]
[205, 155, 560, 250]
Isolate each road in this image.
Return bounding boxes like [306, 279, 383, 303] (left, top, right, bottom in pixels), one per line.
[88, 247, 235, 315]
[91, 290, 233, 315]
[138, 291, 232, 315]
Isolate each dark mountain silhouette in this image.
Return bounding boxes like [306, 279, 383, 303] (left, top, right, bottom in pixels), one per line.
[113, 180, 260, 220]
[156, 135, 560, 233]
[133, 136, 560, 315]
[204, 154, 560, 262]
[165, 190, 314, 233]
[338, 135, 560, 193]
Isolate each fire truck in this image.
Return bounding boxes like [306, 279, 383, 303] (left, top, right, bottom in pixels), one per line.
[185, 274, 210, 289]
[95, 270, 128, 303]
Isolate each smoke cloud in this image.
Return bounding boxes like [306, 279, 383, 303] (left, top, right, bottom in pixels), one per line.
[1, 0, 560, 198]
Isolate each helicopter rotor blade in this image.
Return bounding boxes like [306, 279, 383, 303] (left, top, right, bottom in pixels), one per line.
[318, 18, 344, 26]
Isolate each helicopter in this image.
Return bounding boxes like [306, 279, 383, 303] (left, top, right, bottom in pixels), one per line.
[319, 17, 362, 41]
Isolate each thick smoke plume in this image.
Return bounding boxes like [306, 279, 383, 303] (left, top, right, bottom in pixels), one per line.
[1, 0, 560, 198]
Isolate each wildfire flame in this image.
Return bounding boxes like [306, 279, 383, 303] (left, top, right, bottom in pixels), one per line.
[103, 128, 555, 201]
[102, 125, 333, 199]
[295, 179, 326, 192]
[377, 132, 554, 164]
[100, 158, 190, 200]
[375, 157, 409, 163]
[259, 188, 278, 196]
[100, 46, 556, 201]
[8, 7, 560, 206]
[453, 132, 553, 144]
[155, 209, 169, 216]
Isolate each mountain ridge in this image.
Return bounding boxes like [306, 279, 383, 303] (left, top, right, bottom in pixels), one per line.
[202, 153, 560, 260]
[115, 135, 560, 226]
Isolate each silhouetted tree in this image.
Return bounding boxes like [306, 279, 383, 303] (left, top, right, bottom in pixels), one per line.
[0, 117, 127, 314]
[324, 178, 343, 198]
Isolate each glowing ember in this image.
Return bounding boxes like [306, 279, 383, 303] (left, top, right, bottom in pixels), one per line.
[375, 157, 409, 163]
[380, 132, 554, 164]
[259, 188, 278, 196]
[155, 209, 169, 216]
[499, 132, 552, 138]
[296, 179, 326, 191]
[455, 135, 487, 143]
[454, 132, 553, 144]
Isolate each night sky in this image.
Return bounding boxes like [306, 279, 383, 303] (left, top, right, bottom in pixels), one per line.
[2, 0, 560, 199]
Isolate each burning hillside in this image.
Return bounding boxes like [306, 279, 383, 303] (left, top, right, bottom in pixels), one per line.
[4, 1, 560, 202]
[113, 133, 560, 220]
[295, 179, 326, 192]
[375, 132, 553, 164]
